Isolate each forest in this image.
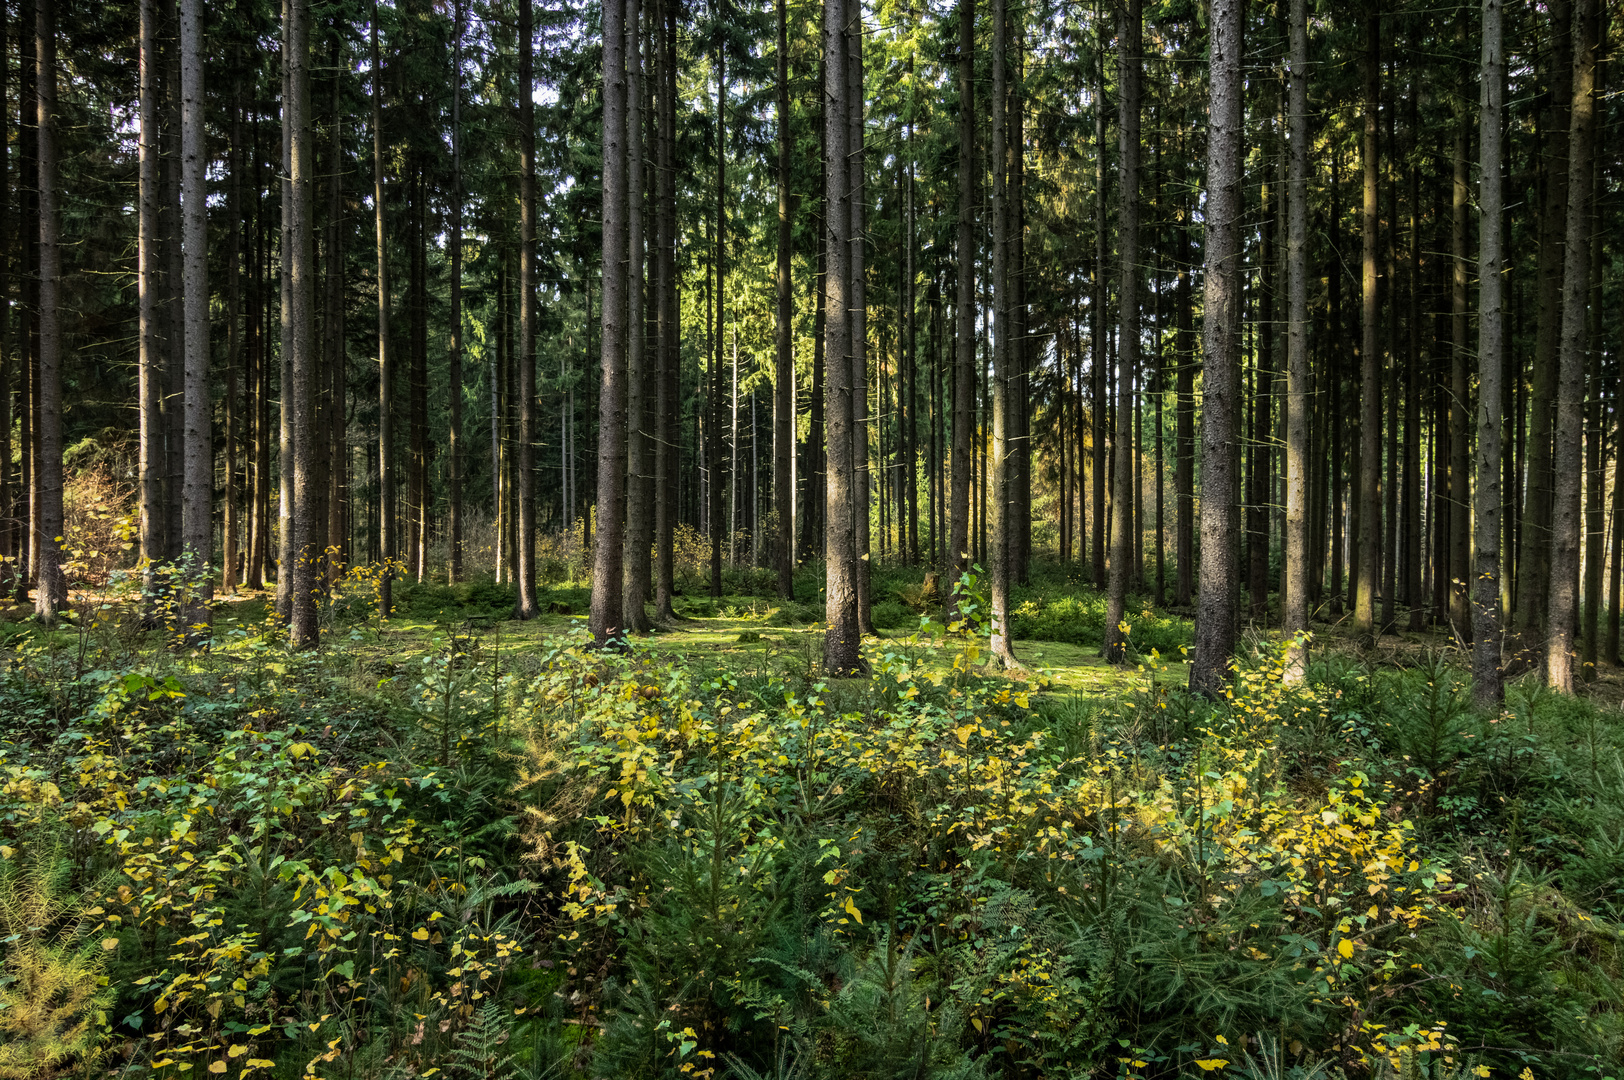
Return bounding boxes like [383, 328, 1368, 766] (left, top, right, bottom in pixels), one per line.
[0, 0, 1621, 1075]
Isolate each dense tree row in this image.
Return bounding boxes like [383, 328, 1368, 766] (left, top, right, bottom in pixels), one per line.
[0, 0, 1615, 697]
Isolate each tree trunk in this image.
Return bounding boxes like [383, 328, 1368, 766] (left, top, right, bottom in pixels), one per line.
[822, 0, 860, 674]
[947, 0, 973, 620]
[371, 3, 393, 617]
[515, 0, 539, 618]
[1283, 0, 1310, 681]
[591, 0, 629, 643]
[655, 0, 679, 621]
[1353, 12, 1381, 644]
[31, 0, 62, 624]
[139, 0, 163, 588]
[1472, 0, 1506, 705]
[1190, 0, 1242, 695]
[622, 0, 652, 632]
[1546, 0, 1597, 693]
[287, 0, 319, 648]
[1175, 196, 1194, 607]
[1450, 112, 1471, 633]
[180, 0, 210, 625]
[772, 0, 794, 599]
[1104, 0, 1140, 665]
[849, 11, 873, 635]
[448, 0, 464, 583]
[1090, 13, 1107, 591]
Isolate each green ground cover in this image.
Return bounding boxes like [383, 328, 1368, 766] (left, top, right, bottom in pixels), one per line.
[2, 562, 1622, 1080]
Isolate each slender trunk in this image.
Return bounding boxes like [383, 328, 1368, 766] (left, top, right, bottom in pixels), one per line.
[655, 0, 678, 620]
[1472, 0, 1506, 705]
[591, 0, 629, 643]
[1450, 109, 1471, 631]
[1283, 0, 1310, 680]
[224, 85, 242, 593]
[947, 0, 973, 620]
[1175, 196, 1194, 607]
[1190, 0, 1242, 695]
[180, 0, 210, 622]
[31, 0, 61, 623]
[1546, 0, 1597, 692]
[622, 0, 651, 631]
[287, 0, 319, 647]
[849, 9, 872, 634]
[1090, 14, 1107, 590]
[372, 3, 393, 616]
[1104, 0, 1140, 665]
[1353, 12, 1381, 643]
[139, 0, 162, 584]
[773, 0, 795, 598]
[515, 0, 539, 618]
[448, 0, 464, 582]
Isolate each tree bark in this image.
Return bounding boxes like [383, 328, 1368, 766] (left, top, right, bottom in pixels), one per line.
[1283, 0, 1310, 681]
[1353, 12, 1381, 644]
[622, 0, 651, 632]
[1545, 0, 1597, 693]
[515, 0, 539, 619]
[371, 3, 393, 617]
[823, 0, 861, 674]
[1190, 0, 1242, 696]
[1472, 0, 1506, 706]
[988, 0, 1016, 664]
[849, 9, 873, 635]
[287, 0, 319, 648]
[947, 0, 973, 620]
[448, 0, 464, 583]
[1104, 0, 1140, 665]
[773, 0, 795, 599]
[180, 0, 210, 625]
[591, 0, 629, 644]
[655, 0, 679, 621]
[31, 0, 62, 624]
[139, 0, 163, 589]
[1450, 104, 1471, 632]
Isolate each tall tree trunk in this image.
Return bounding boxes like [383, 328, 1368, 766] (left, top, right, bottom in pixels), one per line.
[180, 0, 210, 624]
[1353, 12, 1381, 644]
[1249, 173, 1273, 619]
[822, 0, 860, 673]
[1090, 13, 1107, 591]
[709, 48, 726, 599]
[371, 0, 393, 617]
[515, 0, 539, 618]
[591, 0, 629, 643]
[1175, 195, 1193, 607]
[1472, 0, 1506, 705]
[772, 0, 795, 599]
[447, 0, 464, 582]
[287, 0, 319, 647]
[849, 10, 873, 634]
[139, 0, 163, 588]
[1104, 0, 1140, 665]
[224, 83, 242, 593]
[655, 0, 679, 620]
[622, 0, 651, 632]
[1546, 0, 1597, 693]
[1450, 111, 1471, 633]
[1190, 0, 1242, 695]
[1283, 0, 1310, 681]
[1515, 0, 1571, 647]
[947, 0, 973, 619]
[31, 0, 61, 623]
[988, 0, 1014, 663]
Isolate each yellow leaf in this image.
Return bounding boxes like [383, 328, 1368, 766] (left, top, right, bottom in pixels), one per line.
[210, 1063, 227, 1075]
[412, 927, 429, 940]
[228, 1046, 248, 1058]
[102, 937, 120, 951]
[1338, 938, 1354, 960]
[843, 895, 863, 925]
[1194, 1060, 1229, 1072]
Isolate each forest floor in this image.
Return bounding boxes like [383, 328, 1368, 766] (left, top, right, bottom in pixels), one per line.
[6, 560, 1624, 1080]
